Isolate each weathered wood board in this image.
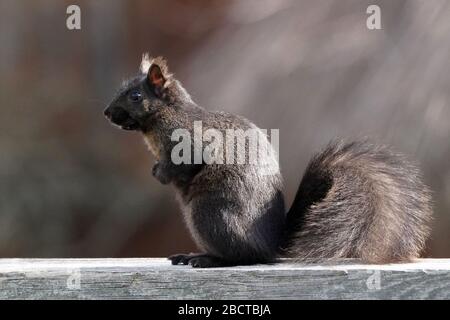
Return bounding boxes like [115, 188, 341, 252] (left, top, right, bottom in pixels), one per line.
[0, 258, 448, 299]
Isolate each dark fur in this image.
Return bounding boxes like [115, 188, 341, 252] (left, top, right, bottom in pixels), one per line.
[104, 54, 432, 267]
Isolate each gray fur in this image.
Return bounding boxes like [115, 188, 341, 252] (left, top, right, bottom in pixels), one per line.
[104, 54, 432, 267]
[284, 140, 432, 263]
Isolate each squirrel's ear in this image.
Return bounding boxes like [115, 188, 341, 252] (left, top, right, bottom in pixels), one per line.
[148, 64, 166, 92]
[140, 54, 170, 97]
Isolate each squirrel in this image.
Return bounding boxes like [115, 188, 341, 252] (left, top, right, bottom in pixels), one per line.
[104, 54, 432, 267]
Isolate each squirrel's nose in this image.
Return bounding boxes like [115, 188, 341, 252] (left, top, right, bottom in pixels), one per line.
[104, 107, 112, 118]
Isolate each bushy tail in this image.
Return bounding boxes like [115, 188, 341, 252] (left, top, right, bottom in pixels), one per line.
[282, 140, 432, 263]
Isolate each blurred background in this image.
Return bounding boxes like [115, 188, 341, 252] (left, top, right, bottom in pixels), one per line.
[0, 0, 449, 258]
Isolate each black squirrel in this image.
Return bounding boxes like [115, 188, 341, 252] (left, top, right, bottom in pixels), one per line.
[104, 54, 432, 267]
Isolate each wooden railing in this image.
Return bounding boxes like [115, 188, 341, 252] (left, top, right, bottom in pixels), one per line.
[0, 258, 448, 299]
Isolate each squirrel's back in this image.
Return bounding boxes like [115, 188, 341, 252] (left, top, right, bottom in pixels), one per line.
[283, 140, 432, 263]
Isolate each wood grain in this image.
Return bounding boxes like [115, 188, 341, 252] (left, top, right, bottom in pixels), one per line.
[0, 258, 448, 299]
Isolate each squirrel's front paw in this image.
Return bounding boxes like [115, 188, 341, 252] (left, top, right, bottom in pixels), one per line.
[152, 162, 171, 184]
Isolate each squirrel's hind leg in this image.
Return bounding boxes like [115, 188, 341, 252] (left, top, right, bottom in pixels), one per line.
[168, 253, 230, 268]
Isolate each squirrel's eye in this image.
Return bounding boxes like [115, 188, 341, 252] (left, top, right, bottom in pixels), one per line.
[129, 90, 143, 102]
